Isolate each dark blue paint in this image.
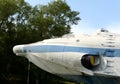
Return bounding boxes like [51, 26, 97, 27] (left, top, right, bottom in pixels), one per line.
[60, 75, 119, 84]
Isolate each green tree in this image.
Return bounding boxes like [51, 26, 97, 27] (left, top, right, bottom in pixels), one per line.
[0, 0, 32, 83]
[30, 0, 80, 37]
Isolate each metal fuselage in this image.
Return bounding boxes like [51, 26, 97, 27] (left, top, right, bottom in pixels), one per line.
[13, 30, 120, 83]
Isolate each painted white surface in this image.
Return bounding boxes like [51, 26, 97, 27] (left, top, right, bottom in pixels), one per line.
[13, 29, 120, 77]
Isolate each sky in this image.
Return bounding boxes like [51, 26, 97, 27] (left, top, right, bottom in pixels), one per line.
[25, 0, 120, 34]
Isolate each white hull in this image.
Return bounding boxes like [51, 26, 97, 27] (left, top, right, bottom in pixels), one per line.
[25, 52, 120, 77]
[13, 29, 120, 84]
[26, 52, 84, 75]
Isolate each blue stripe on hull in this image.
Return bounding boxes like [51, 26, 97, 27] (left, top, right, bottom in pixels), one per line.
[23, 45, 120, 57]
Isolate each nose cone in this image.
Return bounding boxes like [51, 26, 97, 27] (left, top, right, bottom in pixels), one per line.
[13, 45, 24, 56]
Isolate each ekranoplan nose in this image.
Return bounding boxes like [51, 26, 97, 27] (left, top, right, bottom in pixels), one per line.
[13, 45, 24, 56]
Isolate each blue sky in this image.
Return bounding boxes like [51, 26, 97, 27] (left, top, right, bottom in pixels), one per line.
[25, 0, 120, 34]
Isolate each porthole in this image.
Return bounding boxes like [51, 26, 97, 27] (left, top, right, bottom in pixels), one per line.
[76, 39, 80, 42]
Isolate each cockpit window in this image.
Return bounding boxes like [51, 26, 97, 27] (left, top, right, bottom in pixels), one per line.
[23, 50, 27, 53]
[16, 50, 23, 53]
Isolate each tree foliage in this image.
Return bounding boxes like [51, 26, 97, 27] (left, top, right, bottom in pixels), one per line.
[30, 0, 80, 37]
[0, 0, 80, 84]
